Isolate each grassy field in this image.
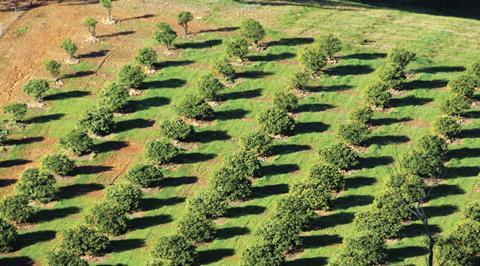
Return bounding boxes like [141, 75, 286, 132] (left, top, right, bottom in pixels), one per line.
[1, 0, 480, 265]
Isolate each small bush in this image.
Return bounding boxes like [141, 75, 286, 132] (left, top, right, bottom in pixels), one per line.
[44, 59, 61, 79]
[0, 129, 8, 145]
[41, 154, 74, 176]
[401, 135, 447, 178]
[448, 74, 477, 98]
[273, 194, 316, 229]
[239, 19, 266, 46]
[464, 202, 480, 222]
[349, 105, 373, 124]
[145, 139, 180, 164]
[154, 23, 177, 49]
[432, 115, 460, 139]
[288, 71, 309, 91]
[353, 207, 403, 240]
[224, 150, 261, 178]
[16, 168, 57, 203]
[317, 34, 342, 61]
[225, 36, 249, 61]
[290, 179, 333, 211]
[330, 232, 386, 266]
[196, 74, 224, 101]
[83, 17, 98, 38]
[258, 107, 296, 136]
[210, 57, 235, 82]
[22, 79, 50, 100]
[61, 225, 109, 256]
[387, 48, 416, 71]
[467, 60, 480, 85]
[84, 201, 127, 236]
[441, 93, 471, 116]
[256, 218, 302, 253]
[364, 80, 391, 108]
[4, 103, 27, 122]
[61, 38, 77, 58]
[177, 11, 193, 34]
[118, 64, 146, 88]
[99, 82, 129, 113]
[78, 107, 115, 136]
[337, 122, 371, 146]
[0, 194, 34, 224]
[105, 183, 142, 213]
[47, 249, 88, 266]
[151, 235, 198, 266]
[176, 94, 213, 120]
[309, 163, 344, 192]
[160, 119, 194, 141]
[178, 212, 216, 243]
[126, 163, 164, 188]
[273, 91, 298, 112]
[240, 242, 285, 266]
[187, 190, 228, 219]
[0, 218, 17, 252]
[319, 143, 360, 171]
[136, 47, 158, 69]
[298, 45, 326, 76]
[240, 131, 273, 157]
[211, 167, 252, 201]
[60, 129, 94, 156]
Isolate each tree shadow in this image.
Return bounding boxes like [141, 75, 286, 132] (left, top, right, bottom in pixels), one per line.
[444, 165, 480, 179]
[129, 214, 173, 230]
[141, 78, 187, 89]
[301, 234, 342, 248]
[58, 183, 104, 200]
[95, 141, 129, 154]
[296, 103, 335, 113]
[141, 197, 185, 211]
[173, 152, 216, 164]
[79, 49, 109, 59]
[198, 248, 235, 264]
[191, 130, 231, 143]
[266, 37, 314, 47]
[334, 194, 374, 210]
[33, 206, 81, 223]
[457, 127, 480, 139]
[360, 155, 394, 169]
[154, 60, 194, 69]
[312, 211, 354, 229]
[390, 95, 433, 107]
[325, 64, 374, 76]
[62, 71, 96, 79]
[118, 14, 155, 22]
[414, 66, 465, 74]
[44, 90, 90, 101]
[305, 84, 353, 93]
[424, 204, 458, 218]
[221, 88, 262, 101]
[447, 147, 480, 159]
[197, 26, 239, 33]
[271, 144, 311, 155]
[216, 226, 251, 240]
[0, 159, 31, 168]
[0, 179, 16, 187]
[252, 183, 289, 199]
[17, 230, 56, 249]
[261, 164, 300, 176]
[387, 246, 428, 262]
[98, 30, 136, 38]
[176, 39, 222, 49]
[115, 118, 155, 133]
[294, 121, 330, 135]
[286, 257, 328, 266]
[0, 256, 34, 266]
[214, 108, 250, 120]
[400, 223, 441, 238]
[224, 205, 266, 218]
[342, 52, 386, 60]
[109, 238, 145, 253]
[465, 110, 480, 119]
[248, 52, 296, 62]
[24, 113, 65, 124]
[345, 176, 376, 189]
[370, 117, 412, 126]
[429, 184, 464, 200]
[161, 176, 198, 187]
[235, 70, 273, 79]
[367, 135, 410, 145]
[128, 96, 170, 111]
[4, 136, 44, 146]
[402, 79, 448, 90]
[72, 165, 112, 176]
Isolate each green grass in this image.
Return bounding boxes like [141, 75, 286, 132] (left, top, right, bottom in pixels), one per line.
[2, 1, 480, 265]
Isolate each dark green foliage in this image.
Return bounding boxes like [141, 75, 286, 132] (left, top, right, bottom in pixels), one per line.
[44, 59, 61, 78]
[256, 217, 302, 253]
[225, 36, 249, 61]
[224, 150, 261, 177]
[290, 178, 333, 211]
[145, 139, 180, 164]
[84, 201, 127, 236]
[211, 57, 235, 82]
[177, 11, 193, 34]
[211, 167, 252, 201]
[387, 48, 416, 71]
[187, 190, 228, 219]
[60, 129, 94, 156]
[401, 135, 447, 178]
[154, 23, 177, 49]
[376, 63, 403, 89]
[272, 91, 298, 112]
[61, 225, 109, 256]
[47, 249, 88, 266]
[22, 79, 50, 100]
[78, 107, 115, 136]
[309, 163, 344, 192]
[136, 48, 158, 69]
[240, 131, 273, 157]
[467, 60, 480, 85]
[337, 122, 371, 146]
[353, 207, 403, 240]
[435, 220, 480, 266]
[384, 174, 425, 209]
[176, 94, 213, 120]
[241, 242, 285, 266]
[196, 74, 224, 101]
[126, 163, 164, 188]
[105, 183, 142, 213]
[273, 194, 316, 228]
[160, 119, 194, 141]
[317, 34, 342, 60]
[4, 103, 27, 122]
[61, 38, 77, 58]
[178, 212, 216, 243]
[464, 202, 480, 222]
[298, 45, 327, 75]
[151, 235, 198, 266]
[448, 74, 477, 98]
[239, 19, 266, 45]
[258, 107, 296, 135]
[0, 129, 8, 145]
[433, 115, 460, 139]
[330, 232, 386, 266]
[441, 92, 471, 116]
[0, 194, 34, 224]
[364, 80, 391, 108]
[99, 82, 129, 113]
[288, 71, 309, 91]
[16, 168, 57, 203]
[349, 105, 373, 124]
[41, 154, 74, 176]
[319, 143, 360, 171]
[118, 64, 146, 88]
[0, 218, 16, 252]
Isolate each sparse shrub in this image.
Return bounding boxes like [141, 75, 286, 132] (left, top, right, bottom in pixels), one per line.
[105, 183, 142, 213]
[0, 194, 34, 224]
[0, 218, 16, 252]
[177, 11, 193, 35]
[145, 139, 180, 164]
[22, 79, 50, 100]
[290, 178, 333, 211]
[151, 235, 198, 266]
[288, 71, 309, 91]
[45, 59, 61, 79]
[178, 211, 216, 243]
[298, 45, 326, 76]
[448, 74, 477, 98]
[273, 194, 316, 229]
[401, 135, 447, 178]
[240, 242, 285, 266]
[61, 225, 109, 256]
[467, 60, 480, 85]
[353, 207, 403, 240]
[433, 115, 460, 139]
[224, 150, 261, 177]
[160, 119, 194, 141]
[337, 122, 371, 146]
[319, 143, 360, 171]
[225, 36, 249, 62]
[0, 129, 8, 146]
[16, 168, 57, 203]
[176, 94, 213, 120]
[258, 107, 296, 136]
[60, 129, 94, 156]
[240, 131, 273, 157]
[256, 218, 302, 253]
[441, 93, 471, 116]
[387, 48, 416, 72]
[118, 64, 146, 88]
[61, 38, 78, 59]
[349, 105, 373, 124]
[47, 249, 88, 266]
[317, 34, 342, 61]
[272, 91, 298, 112]
[364, 80, 391, 108]
[211, 167, 252, 201]
[309, 163, 344, 192]
[383, 174, 425, 211]
[136, 47, 158, 69]
[196, 74, 224, 101]
[330, 232, 386, 266]
[99, 82, 128, 113]
[154, 23, 177, 49]
[84, 201, 127, 236]
[375, 63, 403, 89]
[100, 0, 113, 22]
[78, 107, 115, 136]
[186, 190, 228, 219]
[41, 154, 74, 176]
[126, 163, 164, 188]
[4, 103, 27, 123]
[210, 57, 235, 82]
[239, 19, 266, 46]
[83, 17, 98, 38]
